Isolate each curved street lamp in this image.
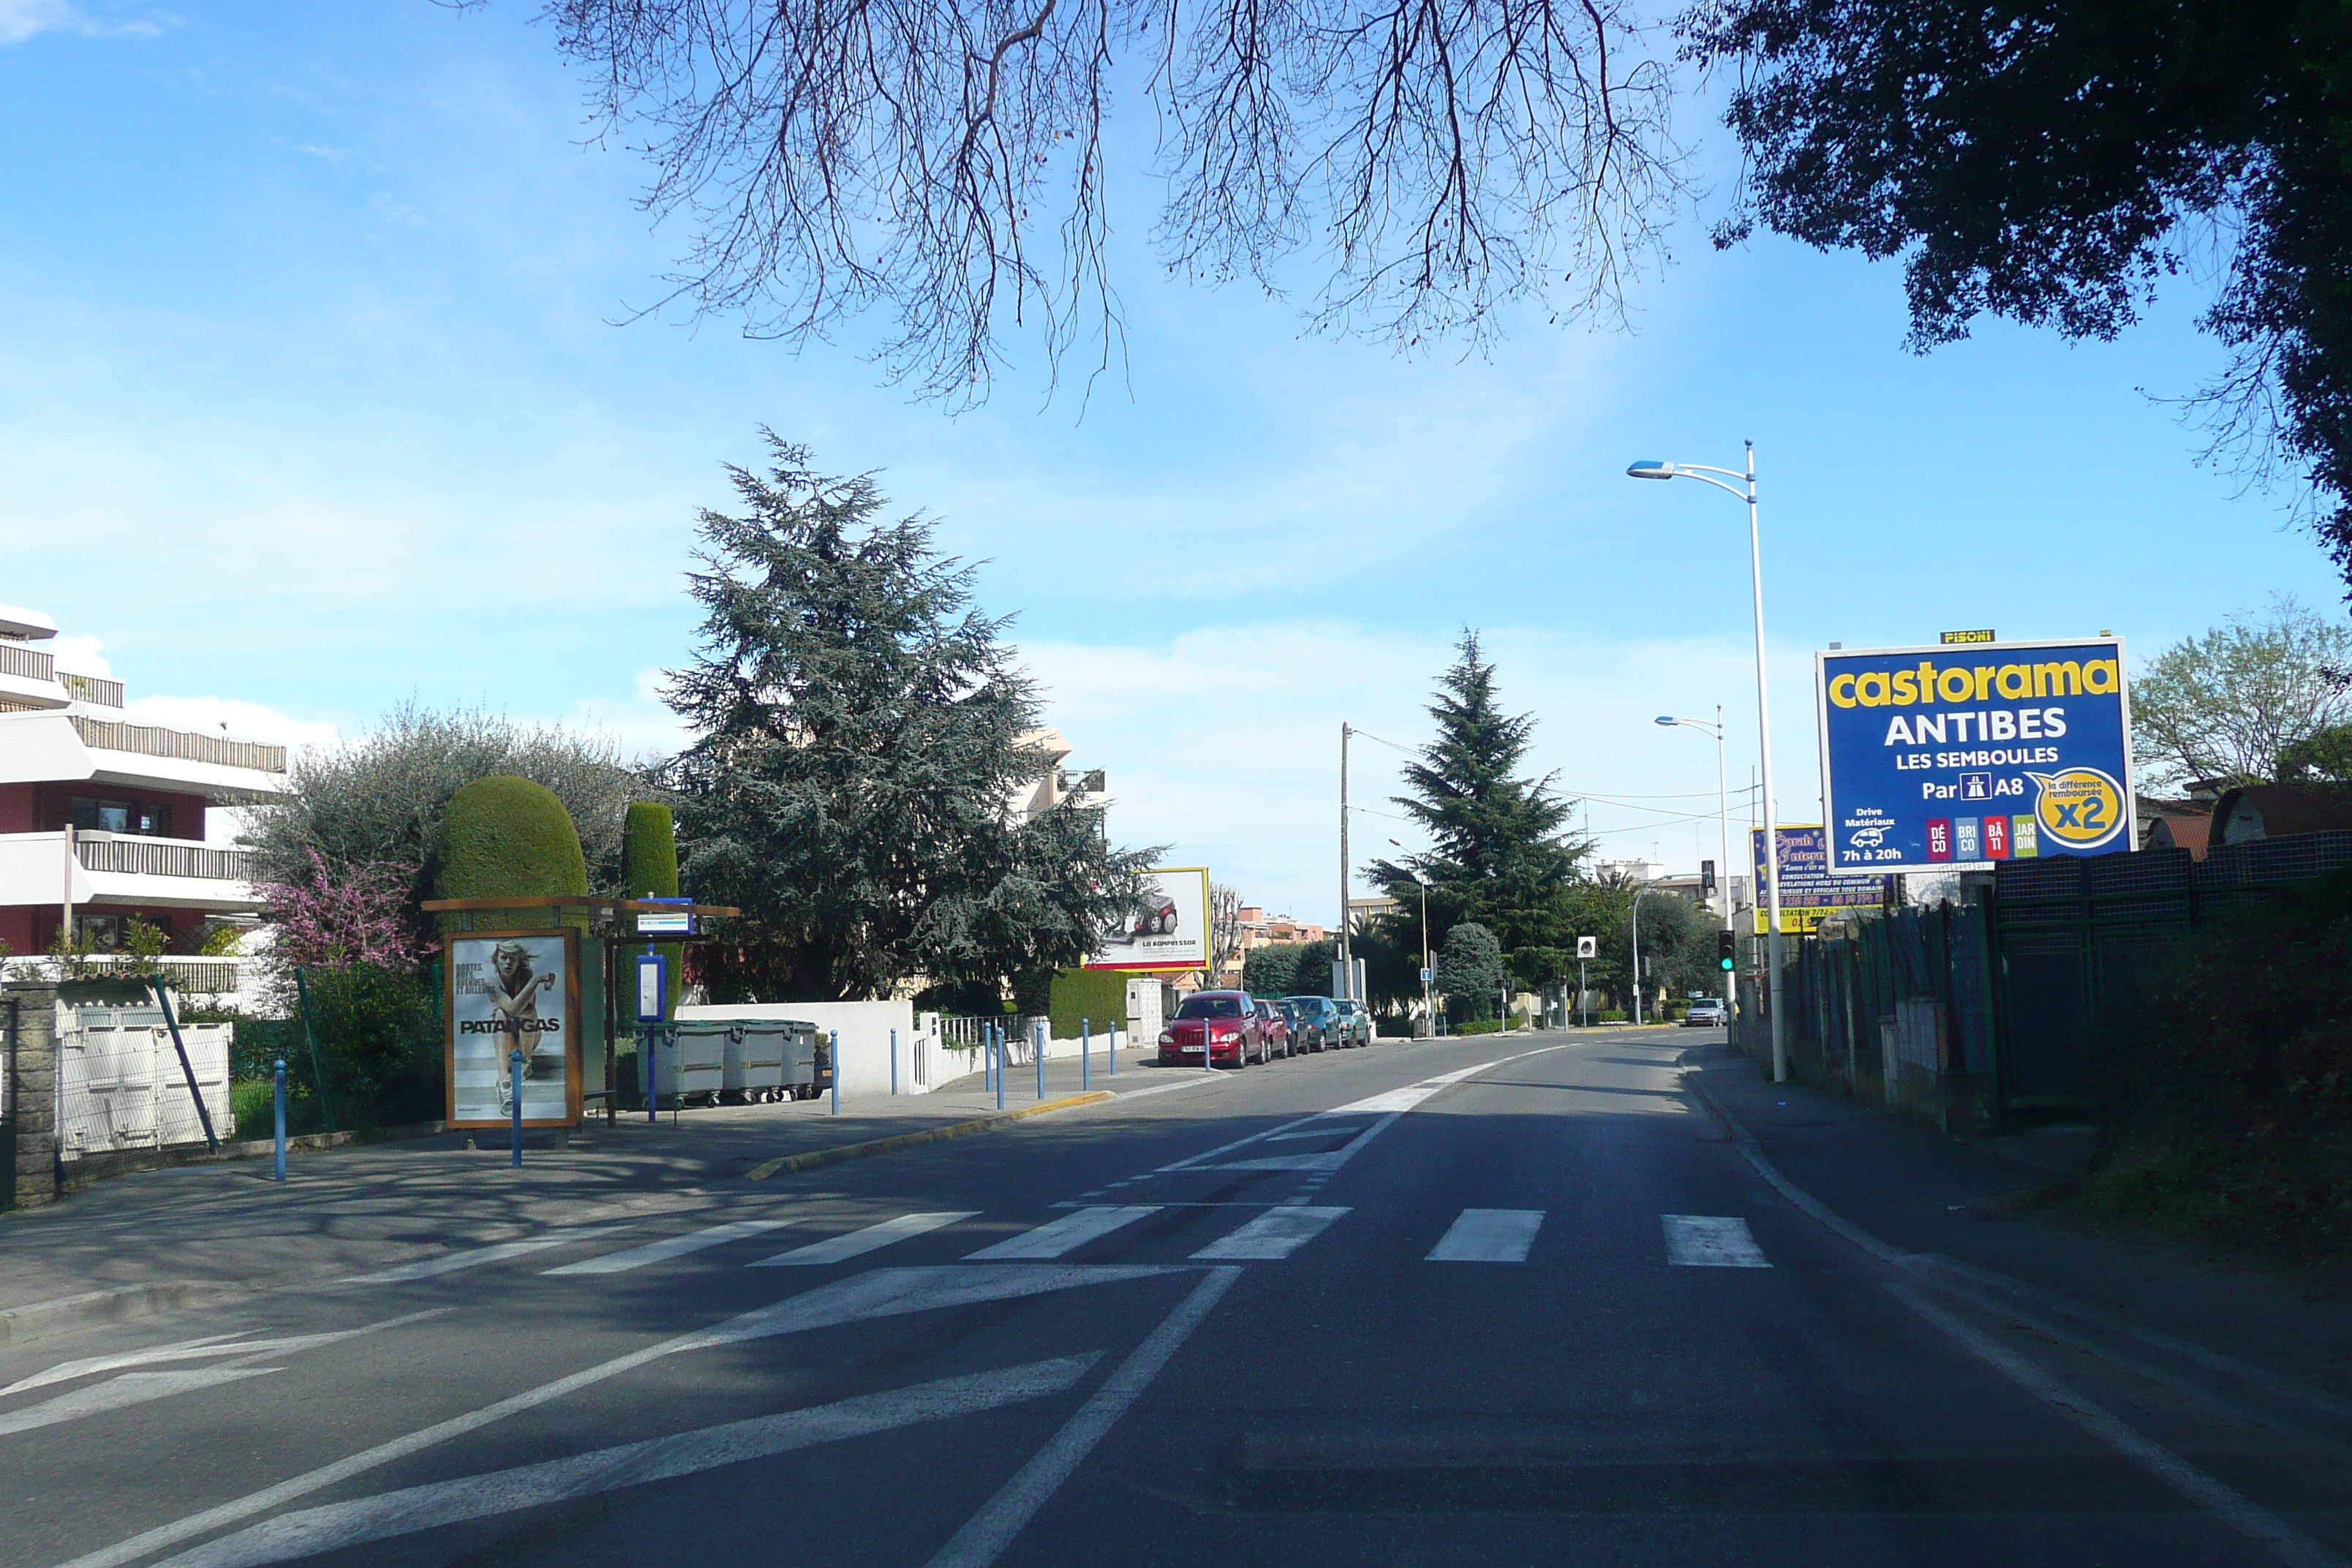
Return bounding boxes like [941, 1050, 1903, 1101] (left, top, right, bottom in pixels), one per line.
[1655, 706, 1732, 937]
[1626, 442, 1789, 1082]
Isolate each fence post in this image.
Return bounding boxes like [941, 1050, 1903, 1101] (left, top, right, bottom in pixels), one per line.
[273, 1058, 287, 1183]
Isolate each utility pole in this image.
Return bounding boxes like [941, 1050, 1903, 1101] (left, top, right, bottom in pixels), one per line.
[1338, 722, 1352, 1000]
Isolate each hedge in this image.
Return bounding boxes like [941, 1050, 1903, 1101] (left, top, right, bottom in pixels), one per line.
[1049, 967, 1128, 1041]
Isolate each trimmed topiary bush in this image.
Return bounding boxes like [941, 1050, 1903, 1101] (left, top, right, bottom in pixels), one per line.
[436, 775, 588, 925]
[620, 802, 682, 1015]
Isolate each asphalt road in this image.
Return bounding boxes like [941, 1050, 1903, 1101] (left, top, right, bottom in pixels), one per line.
[6, 1028, 2351, 1568]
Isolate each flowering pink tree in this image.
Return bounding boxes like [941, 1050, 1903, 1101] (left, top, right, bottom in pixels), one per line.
[260, 848, 435, 973]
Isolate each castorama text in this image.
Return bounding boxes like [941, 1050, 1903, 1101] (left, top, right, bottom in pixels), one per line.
[1815, 639, 2133, 876]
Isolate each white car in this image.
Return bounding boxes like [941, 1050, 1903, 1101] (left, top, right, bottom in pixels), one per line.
[1681, 1000, 1727, 1028]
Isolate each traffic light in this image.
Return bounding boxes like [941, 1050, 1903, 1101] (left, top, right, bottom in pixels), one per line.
[1717, 930, 1737, 971]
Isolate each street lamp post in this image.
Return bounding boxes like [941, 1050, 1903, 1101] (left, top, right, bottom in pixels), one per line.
[1389, 839, 1433, 1038]
[1627, 442, 1789, 1082]
[1655, 704, 1733, 946]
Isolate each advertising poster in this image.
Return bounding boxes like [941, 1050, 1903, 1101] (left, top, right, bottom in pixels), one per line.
[1085, 866, 1210, 972]
[1751, 824, 1888, 934]
[446, 928, 581, 1127]
[1817, 638, 2133, 876]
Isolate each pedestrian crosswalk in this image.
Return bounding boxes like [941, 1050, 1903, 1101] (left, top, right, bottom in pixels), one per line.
[1426, 1208, 1544, 1263]
[353, 1205, 1776, 1282]
[967, 1205, 1161, 1261]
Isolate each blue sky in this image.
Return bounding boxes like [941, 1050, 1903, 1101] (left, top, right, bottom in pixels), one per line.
[3, 1, 2340, 919]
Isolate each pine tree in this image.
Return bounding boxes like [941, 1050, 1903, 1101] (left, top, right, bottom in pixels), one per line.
[1366, 632, 1590, 989]
[663, 435, 1157, 1000]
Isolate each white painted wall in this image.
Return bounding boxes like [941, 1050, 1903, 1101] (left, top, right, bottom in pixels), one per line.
[679, 1000, 932, 1098]
[679, 1000, 1131, 1097]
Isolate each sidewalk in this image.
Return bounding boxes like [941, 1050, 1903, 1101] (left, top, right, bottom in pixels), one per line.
[0, 1052, 1212, 1335]
[1685, 1041, 2352, 1406]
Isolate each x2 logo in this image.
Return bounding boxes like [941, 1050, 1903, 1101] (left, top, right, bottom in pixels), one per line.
[2027, 767, 2127, 851]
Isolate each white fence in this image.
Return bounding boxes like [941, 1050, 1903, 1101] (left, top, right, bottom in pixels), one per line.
[678, 1002, 1131, 1096]
[55, 1006, 235, 1161]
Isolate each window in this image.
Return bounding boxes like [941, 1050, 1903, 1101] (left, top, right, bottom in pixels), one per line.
[1175, 995, 1244, 1019]
[74, 914, 124, 951]
[69, 796, 171, 836]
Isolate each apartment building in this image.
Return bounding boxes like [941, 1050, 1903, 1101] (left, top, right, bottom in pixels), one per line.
[0, 604, 290, 967]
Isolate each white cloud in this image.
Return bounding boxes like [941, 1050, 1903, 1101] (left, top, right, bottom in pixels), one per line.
[563, 667, 690, 769]
[1024, 619, 1825, 922]
[49, 632, 110, 677]
[0, 0, 157, 43]
[121, 694, 340, 751]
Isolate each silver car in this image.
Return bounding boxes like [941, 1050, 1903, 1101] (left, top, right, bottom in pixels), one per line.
[1331, 998, 1372, 1047]
[1681, 1000, 1727, 1028]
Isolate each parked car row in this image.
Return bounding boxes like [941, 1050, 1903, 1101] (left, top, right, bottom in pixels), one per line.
[1156, 990, 1374, 1068]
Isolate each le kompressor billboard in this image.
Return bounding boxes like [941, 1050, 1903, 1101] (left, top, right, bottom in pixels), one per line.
[1817, 638, 2133, 876]
[1084, 865, 1210, 972]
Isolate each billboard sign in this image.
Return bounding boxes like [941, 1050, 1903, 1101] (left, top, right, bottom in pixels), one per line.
[1085, 866, 1211, 972]
[446, 928, 582, 1128]
[1750, 824, 1887, 934]
[1817, 638, 2133, 876]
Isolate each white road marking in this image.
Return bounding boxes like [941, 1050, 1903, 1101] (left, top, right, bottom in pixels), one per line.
[1662, 1215, 1770, 1268]
[342, 1229, 623, 1283]
[925, 1268, 1242, 1568]
[1427, 1208, 1545, 1263]
[0, 1311, 453, 1436]
[0, 1368, 283, 1439]
[542, 1220, 793, 1275]
[1262, 1126, 1365, 1142]
[966, 1206, 1160, 1261]
[1191, 1207, 1349, 1261]
[53, 1265, 1180, 1568]
[1, 1334, 250, 1398]
[751, 1211, 976, 1267]
[1155, 1048, 1569, 1176]
[146, 1358, 1101, 1568]
[1889, 1282, 2348, 1568]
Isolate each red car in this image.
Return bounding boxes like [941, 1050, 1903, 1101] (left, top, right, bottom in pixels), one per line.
[1157, 990, 1267, 1068]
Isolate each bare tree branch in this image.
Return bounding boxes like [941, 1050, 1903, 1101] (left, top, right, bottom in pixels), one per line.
[543, 0, 1683, 405]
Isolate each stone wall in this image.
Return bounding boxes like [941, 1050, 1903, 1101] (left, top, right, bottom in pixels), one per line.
[6, 979, 59, 1208]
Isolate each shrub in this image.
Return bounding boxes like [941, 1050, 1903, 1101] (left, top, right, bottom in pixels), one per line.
[2082, 867, 2352, 1251]
[1049, 967, 1127, 1040]
[620, 802, 682, 1014]
[437, 776, 588, 922]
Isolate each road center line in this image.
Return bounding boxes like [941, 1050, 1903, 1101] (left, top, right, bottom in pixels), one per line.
[924, 1266, 1243, 1568]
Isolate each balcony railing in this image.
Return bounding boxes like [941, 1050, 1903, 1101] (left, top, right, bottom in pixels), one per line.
[60, 671, 124, 708]
[0, 641, 56, 684]
[68, 715, 287, 774]
[8, 954, 243, 993]
[76, 835, 256, 882]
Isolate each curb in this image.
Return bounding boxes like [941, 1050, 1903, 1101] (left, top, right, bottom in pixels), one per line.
[742, 1091, 1117, 1180]
[0, 1280, 249, 1348]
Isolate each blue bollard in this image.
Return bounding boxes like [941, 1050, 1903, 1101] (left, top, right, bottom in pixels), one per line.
[1110, 1017, 1117, 1075]
[509, 1047, 524, 1167]
[830, 1030, 840, 1114]
[1082, 1019, 1090, 1092]
[645, 1028, 659, 1123]
[994, 1025, 1005, 1110]
[273, 1058, 287, 1183]
[1036, 1021, 1045, 1099]
[891, 1027, 899, 1096]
